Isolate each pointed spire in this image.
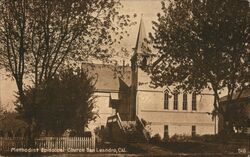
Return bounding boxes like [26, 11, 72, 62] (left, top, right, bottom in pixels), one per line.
[135, 14, 148, 54]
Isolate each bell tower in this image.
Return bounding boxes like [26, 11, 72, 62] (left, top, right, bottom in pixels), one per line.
[130, 16, 151, 120]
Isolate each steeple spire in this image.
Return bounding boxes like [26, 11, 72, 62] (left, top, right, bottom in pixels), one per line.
[135, 14, 148, 54]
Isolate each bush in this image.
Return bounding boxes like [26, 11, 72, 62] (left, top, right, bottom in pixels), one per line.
[94, 126, 109, 143]
[169, 134, 192, 142]
[123, 122, 136, 133]
[163, 134, 170, 142]
[190, 134, 211, 142]
[18, 68, 97, 136]
[231, 132, 248, 139]
[189, 133, 247, 143]
[150, 134, 162, 143]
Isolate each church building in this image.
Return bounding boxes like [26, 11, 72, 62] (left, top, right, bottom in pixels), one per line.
[84, 18, 217, 140]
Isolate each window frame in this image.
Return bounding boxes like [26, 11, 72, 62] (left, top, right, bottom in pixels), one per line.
[183, 93, 188, 110]
[173, 92, 178, 110]
[164, 91, 169, 110]
[192, 92, 197, 111]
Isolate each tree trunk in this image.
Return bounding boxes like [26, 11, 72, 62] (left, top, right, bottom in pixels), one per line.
[16, 80, 37, 148]
[26, 118, 36, 148]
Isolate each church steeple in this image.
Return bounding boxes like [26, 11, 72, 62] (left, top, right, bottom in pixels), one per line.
[134, 15, 148, 55]
[130, 15, 150, 120]
[131, 15, 151, 70]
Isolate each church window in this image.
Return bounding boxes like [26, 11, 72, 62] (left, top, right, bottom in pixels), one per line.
[173, 93, 178, 110]
[183, 93, 187, 110]
[192, 92, 197, 110]
[164, 91, 169, 109]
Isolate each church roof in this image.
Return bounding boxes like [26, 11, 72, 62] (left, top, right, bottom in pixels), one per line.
[81, 63, 131, 92]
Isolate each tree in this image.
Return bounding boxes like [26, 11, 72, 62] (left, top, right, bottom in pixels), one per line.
[0, 0, 132, 96]
[149, 0, 249, 133]
[0, 0, 131, 96]
[0, 0, 133, 143]
[20, 68, 96, 136]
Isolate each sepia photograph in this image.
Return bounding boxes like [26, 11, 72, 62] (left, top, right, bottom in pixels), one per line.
[0, 0, 249, 156]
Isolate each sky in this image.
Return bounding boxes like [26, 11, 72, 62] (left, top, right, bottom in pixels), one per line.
[0, 0, 163, 111]
[117, 0, 162, 62]
[120, 0, 162, 44]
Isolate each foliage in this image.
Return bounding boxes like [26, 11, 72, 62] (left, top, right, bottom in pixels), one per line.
[0, 0, 132, 116]
[169, 134, 192, 142]
[162, 134, 169, 142]
[122, 122, 137, 141]
[0, 0, 133, 144]
[0, 112, 28, 137]
[17, 68, 97, 136]
[155, 134, 248, 153]
[122, 120, 152, 142]
[185, 133, 248, 143]
[156, 140, 241, 154]
[0, 0, 133, 95]
[94, 126, 110, 143]
[149, 0, 250, 132]
[149, 133, 162, 143]
[226, 103, 249, 132]
[123, 122, 137, 133]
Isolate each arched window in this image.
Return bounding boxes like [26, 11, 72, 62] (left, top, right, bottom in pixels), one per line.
[173, 92, 178, 110]
[192, 92, 197, 110]
[164, 91, 169, 110]
[183, 93, 187, 110]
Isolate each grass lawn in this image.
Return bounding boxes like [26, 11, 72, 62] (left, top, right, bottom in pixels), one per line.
[156, 141, 248, 154]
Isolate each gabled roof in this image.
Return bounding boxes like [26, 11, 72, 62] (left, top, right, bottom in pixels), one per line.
[81, 63, 131, 92]
[220, 88, 250, 102]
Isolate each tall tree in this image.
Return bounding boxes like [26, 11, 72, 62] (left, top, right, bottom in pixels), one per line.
[21, 68, 96, 136]
[0, 0, 132, 93]
[149, 0, 249, 133]
[0, 0, 132, 145]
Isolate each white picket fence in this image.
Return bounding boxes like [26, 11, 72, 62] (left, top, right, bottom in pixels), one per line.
[0, 136, 95, 152]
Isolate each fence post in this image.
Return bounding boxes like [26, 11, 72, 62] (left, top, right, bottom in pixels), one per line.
[93, 133, 96, 149]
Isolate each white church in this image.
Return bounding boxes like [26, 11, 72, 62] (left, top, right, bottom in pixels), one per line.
[84, 18, 217, 140]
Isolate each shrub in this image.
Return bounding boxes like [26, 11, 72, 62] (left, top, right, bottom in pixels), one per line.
[163, 134, 170, 142]
[232, 133, 248, 139]
[169, 134, 192, 142]
[123, 123, 136, 133]
[94, 126, 109, 143]
[199, 135, 218, 143]
[150, 134, 162, 143]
